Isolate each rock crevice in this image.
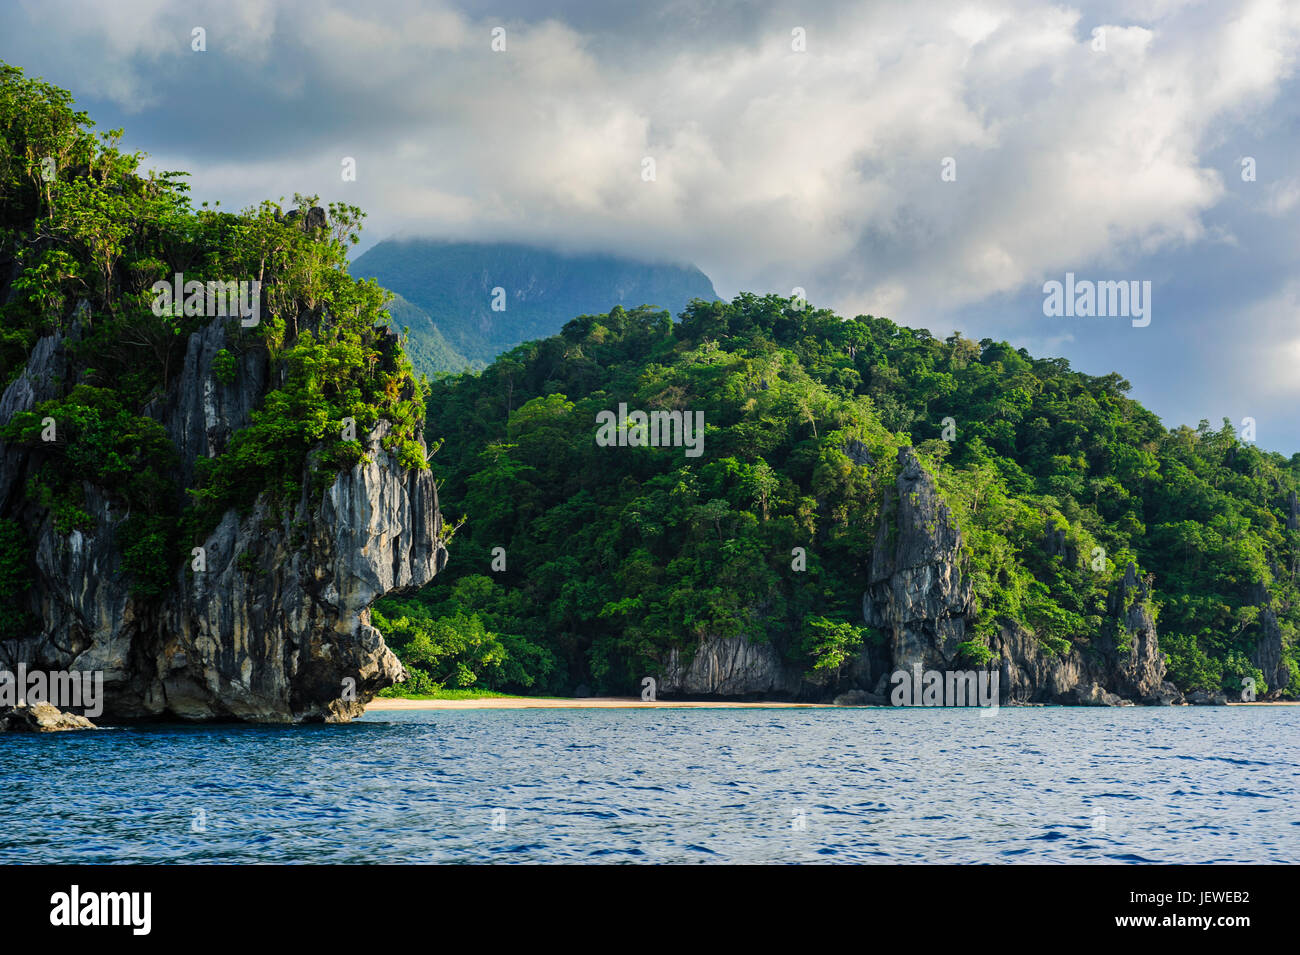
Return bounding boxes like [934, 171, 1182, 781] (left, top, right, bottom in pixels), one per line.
[0, 314, 445, 723]
[862, 447, 1180, 706]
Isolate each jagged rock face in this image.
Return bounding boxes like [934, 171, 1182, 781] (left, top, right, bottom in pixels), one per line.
[1043, 526, 1077, 566]
[0, 317, 445, 723]
[1098, 563, 1175, 703]
[993, 622, 1087, 703]
[1065, 683, 1130, 707]
[842, 439, 873, 467]
[863, 447, 972, 672]
[1251, 608, 1289, 697]
[147, 417, 444, 723]
[0, 324, 76, 511]
[1247, 580, 1291, 697]
[655, 444, 1182, 705]
[991, 566, 1179, 706]
[155, 316, 271, 490]
[861, 446, 1178, 706]
[647, 444, 1191, 706]
[660, 635, 801, 697]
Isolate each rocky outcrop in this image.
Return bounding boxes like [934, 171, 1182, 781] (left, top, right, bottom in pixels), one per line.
[1043, 524, 1077, 566]
[0, 307, 446, 723]
[1251, 609, 1289, 698]
[0, 701, 97, 732]
[842, 439, 873, 467]
[0, 323, 77, 511]
[1064, 683, 1129, 707]
[833, 688, 887, 706]
[991, 566, 1181, 706]
[1248, 583, 1291, 698]
[1099, 563, 1180, 704]
[993, 622, 1087, 703]
[653, 444, 1191, 706]
[661, 635, 801, 697]
[154, 315, 271, 490]
[860, 446, 1180, 706]
[863, 447, 972, 673]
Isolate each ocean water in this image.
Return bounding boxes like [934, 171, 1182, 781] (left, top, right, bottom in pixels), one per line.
[1, 706, 1296, 864]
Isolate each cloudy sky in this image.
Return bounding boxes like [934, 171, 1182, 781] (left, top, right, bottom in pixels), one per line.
[4, 0, 1299, 452]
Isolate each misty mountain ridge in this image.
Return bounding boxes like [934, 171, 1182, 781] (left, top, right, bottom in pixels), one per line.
[353, 238, 718, 375]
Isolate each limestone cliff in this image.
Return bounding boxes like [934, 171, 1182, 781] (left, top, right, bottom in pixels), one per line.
[860, 447, 1182, 706]
[660, 635, 801, 697]
[0, 312, 446, 723]
[863, 446, 972, 674]
[1248, 581, 1292, 699]
[657, 445, 1186, 704]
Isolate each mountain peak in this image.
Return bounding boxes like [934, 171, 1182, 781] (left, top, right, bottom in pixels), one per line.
[353, 239, 717, 374]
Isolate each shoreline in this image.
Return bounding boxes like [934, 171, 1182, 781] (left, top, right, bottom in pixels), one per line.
[365, 696, 1299, 711]
[365, 696, 832, 710]
[366, 696, 832, 712]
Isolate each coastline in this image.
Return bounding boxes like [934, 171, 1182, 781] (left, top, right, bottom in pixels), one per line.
[364, 696, 1299, 711]
[366, 696, 832, 710]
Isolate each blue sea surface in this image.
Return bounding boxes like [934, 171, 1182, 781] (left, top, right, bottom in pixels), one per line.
[1, 707, 1296, 863]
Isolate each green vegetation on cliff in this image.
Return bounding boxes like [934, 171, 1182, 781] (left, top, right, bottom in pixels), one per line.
[0, 63, 427, 598]
[3, 64, 1294, 706]
[379, 294, 1300, 700]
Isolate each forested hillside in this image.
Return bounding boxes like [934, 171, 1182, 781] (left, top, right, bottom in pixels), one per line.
[383, 291, 473, 376]
[3, 61, 1295, 711]
[377, 295, 1300, 701]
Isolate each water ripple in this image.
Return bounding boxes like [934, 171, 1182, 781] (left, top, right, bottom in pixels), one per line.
[0, 707, 1296, 863]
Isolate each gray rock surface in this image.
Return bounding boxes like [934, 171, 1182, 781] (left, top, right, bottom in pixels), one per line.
[661, 635, 801, 696]
[863, 447, 972, 673]
[861, 446, 1179, 706]
[992, 622, 1087, 704]
[655, 444, 1189, 705]
[0, 312, 446, 723]
[842, 439, 873, 467]
[1248, 583, 1291, 698]
[1064, 683, 1129, 707]
[832, 688, 885, 706]
[0, 324, 77, 511]
[153, 317, 270, 489]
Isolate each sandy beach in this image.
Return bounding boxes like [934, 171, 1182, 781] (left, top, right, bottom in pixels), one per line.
[366, 696, 833, 710]
[366, 696, 1299, 711]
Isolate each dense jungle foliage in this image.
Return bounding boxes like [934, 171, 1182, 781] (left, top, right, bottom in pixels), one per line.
[0, 62, 426, 608]
[2, 64, 1294, 704]
[378, 295, 1300, 700]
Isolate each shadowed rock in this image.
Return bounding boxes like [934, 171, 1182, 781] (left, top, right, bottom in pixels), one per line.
[661, 634, 801, 697]
[864, 447, 972, 672]
[862, 447, 1180, 706]
[0, 312, 446, 723]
